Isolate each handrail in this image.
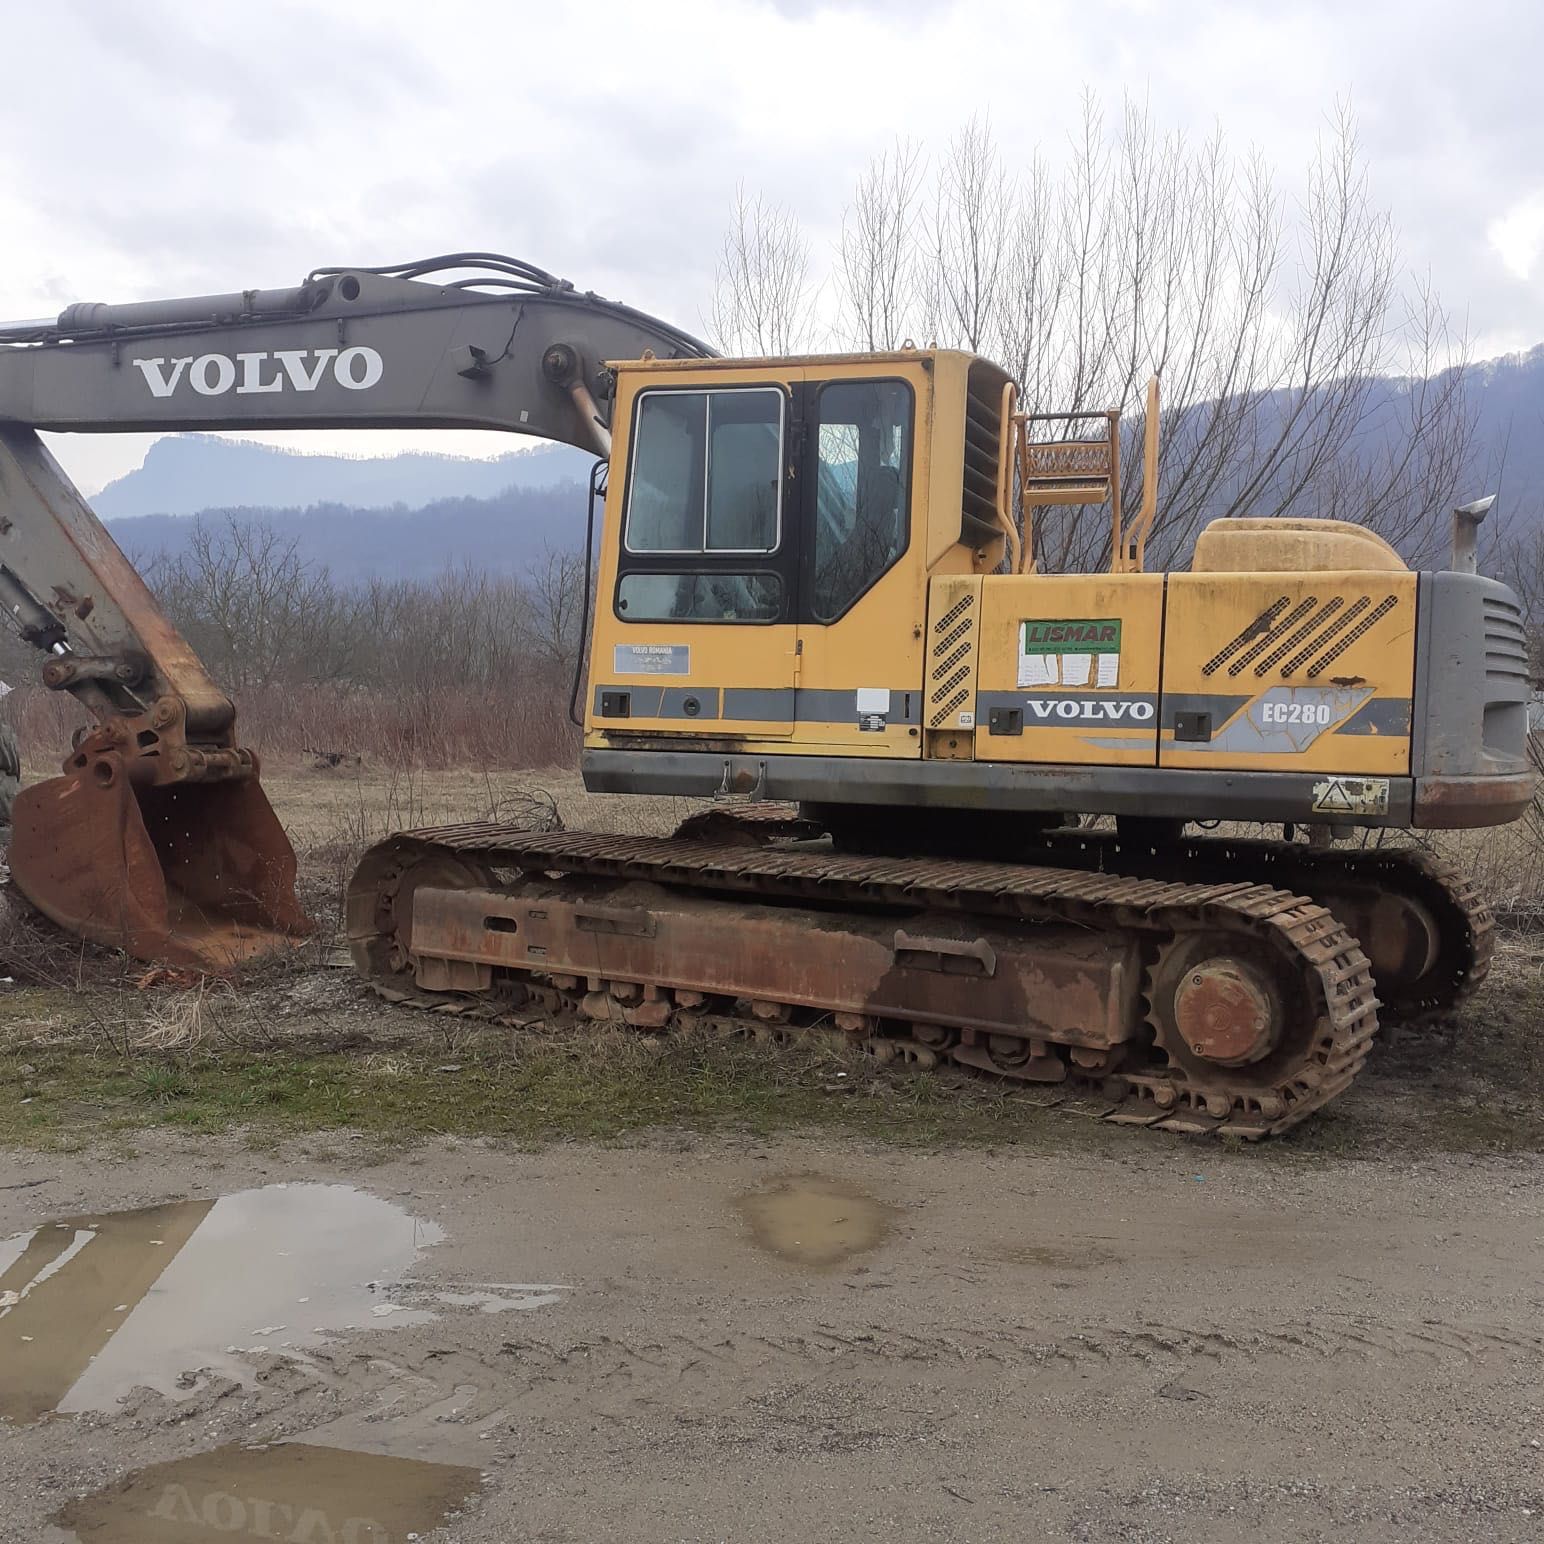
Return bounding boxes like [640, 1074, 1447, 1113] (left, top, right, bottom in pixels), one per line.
[1116, 376, 1161, 573]
[995, 380, 1024, 575]
[1005, 378, 1160, 575]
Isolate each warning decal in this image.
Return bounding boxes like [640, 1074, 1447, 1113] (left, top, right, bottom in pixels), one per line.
[1018, 618, 1122, 689]
[1311, 776, 1391, 816]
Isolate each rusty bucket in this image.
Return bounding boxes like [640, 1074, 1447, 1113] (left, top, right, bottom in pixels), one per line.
[7, 751, 312, 972]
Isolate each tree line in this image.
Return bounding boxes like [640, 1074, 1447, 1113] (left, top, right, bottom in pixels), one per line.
[0, 514, 589, 770]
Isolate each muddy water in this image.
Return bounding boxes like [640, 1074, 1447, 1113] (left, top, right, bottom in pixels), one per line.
[736, 1174, 894, 1267]
[0, 1184, 442, 1424]
[54, 1441, 481, 1543]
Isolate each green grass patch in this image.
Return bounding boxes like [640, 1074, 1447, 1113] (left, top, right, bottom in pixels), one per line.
[0, 1031, 1115, 1151]
[4, 939, 1542, 1157]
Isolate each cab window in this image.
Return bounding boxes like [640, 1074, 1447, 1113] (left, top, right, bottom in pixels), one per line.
[809, 380, 912, 620]
[617, 572, 783, 622]
[626, 388, 783, 554]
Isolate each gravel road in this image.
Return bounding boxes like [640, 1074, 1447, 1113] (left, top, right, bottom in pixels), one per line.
[2, 1131, 1541, 1542]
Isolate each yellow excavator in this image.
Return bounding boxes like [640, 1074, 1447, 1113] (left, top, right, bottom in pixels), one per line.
[0, 254, 1531, 1136]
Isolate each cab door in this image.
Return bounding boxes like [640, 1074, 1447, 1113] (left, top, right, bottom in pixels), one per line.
[789, 372, 926, 757]
[592, 378, 799, 738]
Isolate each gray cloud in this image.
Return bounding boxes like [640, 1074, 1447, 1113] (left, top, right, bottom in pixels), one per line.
[3, 0, 1540, 492]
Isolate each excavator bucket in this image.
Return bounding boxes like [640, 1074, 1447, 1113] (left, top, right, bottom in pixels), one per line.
[7, 756, 311, 972]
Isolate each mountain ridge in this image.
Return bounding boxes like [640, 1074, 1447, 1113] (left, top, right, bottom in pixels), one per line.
[92, 433, 598, 519]
[98, 345, 1544, 580]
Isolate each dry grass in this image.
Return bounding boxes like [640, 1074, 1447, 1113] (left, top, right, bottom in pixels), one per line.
[3, 680, 580, 777]
[1428, 822, 1544, 919]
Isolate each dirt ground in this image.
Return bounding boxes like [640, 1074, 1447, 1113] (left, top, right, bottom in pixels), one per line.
[1, 1133, 1542, 1543]
[3, 762, 1544, 1541]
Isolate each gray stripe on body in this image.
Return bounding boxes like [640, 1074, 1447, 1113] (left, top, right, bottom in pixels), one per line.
[1165, 684, 1374, 755]
[594, 686, 921, 725]
[662, 687, 721, 719]
[724, 687, 796, 721]
[977, 689, 1159, 728]
[795, 689, 921, 725]
[594, 685, 664, 717]
[1162, 692, 1251, 724]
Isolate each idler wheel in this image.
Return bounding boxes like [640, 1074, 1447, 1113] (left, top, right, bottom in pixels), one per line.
[1325, 888, 1441, 992]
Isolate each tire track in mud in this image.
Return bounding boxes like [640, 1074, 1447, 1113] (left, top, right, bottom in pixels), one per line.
[93, 1310, 1544, 1439]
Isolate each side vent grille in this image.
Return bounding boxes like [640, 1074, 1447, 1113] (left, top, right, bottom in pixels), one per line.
[1227, 596, 1321, 676]
[1202, 598, 1290, 676]
[925, 583, 980, 730]
[934, 593, 975, 634]
[962, 364, 1003, 547]
[1302, 595, 1397, 677]
[1482, 594, 1530, 686]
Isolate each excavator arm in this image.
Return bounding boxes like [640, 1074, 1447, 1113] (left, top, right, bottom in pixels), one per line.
[0, 254, 711, 968]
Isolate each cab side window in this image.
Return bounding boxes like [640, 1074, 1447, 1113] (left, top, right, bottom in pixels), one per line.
[626, 388, 782, 554]
[619, 386, 788, 624]
[809, 380, 912, 621]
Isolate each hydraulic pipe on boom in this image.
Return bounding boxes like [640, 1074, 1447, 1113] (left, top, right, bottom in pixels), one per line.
[0, 255, 712, 969]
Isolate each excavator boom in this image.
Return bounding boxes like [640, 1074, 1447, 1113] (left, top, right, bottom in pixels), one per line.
[0, 255, 711, 968]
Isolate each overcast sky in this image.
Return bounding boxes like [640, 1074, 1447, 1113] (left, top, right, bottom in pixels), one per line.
[3, 0, 1541, 494]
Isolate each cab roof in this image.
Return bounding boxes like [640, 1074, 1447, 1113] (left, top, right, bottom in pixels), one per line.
[608, 347, 993, 374]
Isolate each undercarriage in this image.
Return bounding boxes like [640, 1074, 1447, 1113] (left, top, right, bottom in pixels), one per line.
[343, 814, 1437, 1139]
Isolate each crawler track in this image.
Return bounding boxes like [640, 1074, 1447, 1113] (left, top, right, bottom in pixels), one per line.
[1037, 831, 1494, 1019]
[348, 824, 1380, 1139]
[699, 806, 1493, 1021]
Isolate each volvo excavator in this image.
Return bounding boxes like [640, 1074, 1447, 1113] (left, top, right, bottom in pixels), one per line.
[0, 253, 1532, 1137]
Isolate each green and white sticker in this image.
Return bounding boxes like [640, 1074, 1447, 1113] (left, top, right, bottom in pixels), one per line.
[1018, 618, 1122, 689]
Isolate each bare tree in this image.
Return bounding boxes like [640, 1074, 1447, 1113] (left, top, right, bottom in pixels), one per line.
[836, 138, 926, 350]
[714, 97, 1475, 572]
[926, 117, 1014, 355]
[709, 185, 812, 356]
[520, 544, 587, 674]
[148, 514, 361, 690]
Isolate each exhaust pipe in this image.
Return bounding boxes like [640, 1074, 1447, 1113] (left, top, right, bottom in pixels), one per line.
[1450, 494, 1496, 575]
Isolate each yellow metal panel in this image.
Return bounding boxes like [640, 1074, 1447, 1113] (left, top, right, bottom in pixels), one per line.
[790, 551, 927, 756]
[586, 618, 801, 740]
[1159, 571, 1417, 775]
[975, 575, 1165, 765]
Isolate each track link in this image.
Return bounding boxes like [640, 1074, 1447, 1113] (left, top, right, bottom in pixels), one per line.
[348, 824, 1380, 1140]
[1035, 830, 1493, 1019]
[693, 805, 1494, 1020]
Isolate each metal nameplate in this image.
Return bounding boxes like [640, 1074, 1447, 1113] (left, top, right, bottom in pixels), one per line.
[613, 644, 690, 676]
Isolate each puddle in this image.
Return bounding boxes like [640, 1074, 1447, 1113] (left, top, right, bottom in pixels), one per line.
[0, 1184, 443, 1425]
[53, 1440, 481, 1543]
[736, 1174, 894, 1268]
